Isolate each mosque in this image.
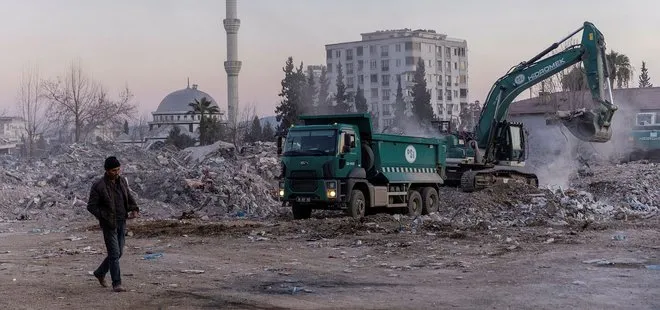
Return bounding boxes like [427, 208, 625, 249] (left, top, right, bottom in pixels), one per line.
[143, 81, 225, 144]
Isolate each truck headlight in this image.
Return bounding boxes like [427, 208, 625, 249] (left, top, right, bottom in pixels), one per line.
[279, 182, 285, 197]
[325, 181, 337, 189]
[327, 189, 337, 198]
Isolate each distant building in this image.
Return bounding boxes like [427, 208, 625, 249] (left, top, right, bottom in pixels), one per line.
[306, 65, 324, 80]
[325, 28, 469, 129]
[0, 116, 25, 155]
[507, 87, 660, 166]
[146, 82, 225, 144]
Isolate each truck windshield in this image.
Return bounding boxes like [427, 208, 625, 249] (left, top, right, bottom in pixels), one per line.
[283, 130, 337, 156]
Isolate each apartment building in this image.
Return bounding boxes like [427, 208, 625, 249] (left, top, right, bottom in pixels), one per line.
[325, 28, 469, 129]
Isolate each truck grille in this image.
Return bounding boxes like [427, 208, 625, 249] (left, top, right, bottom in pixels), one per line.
[291, 180, 318, 192]
[289, 170, 318, 192]
[289, 170, 317, 179]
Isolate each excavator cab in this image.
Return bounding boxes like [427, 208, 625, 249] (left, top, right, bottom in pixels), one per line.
[492, 121, 526, 164]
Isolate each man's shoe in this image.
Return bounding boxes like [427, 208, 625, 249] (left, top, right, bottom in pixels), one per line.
[113, 285, 126, 292]
[94, 273, 108, 287]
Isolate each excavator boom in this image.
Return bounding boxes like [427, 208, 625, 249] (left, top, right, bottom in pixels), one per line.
[475, 21, 617, 155]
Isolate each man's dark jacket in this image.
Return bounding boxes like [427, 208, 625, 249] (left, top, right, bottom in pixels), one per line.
[87, 175, 139, 229]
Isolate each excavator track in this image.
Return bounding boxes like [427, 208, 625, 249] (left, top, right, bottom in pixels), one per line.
[459, 168, 538, 193]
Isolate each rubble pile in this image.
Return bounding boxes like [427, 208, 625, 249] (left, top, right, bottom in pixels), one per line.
[570, 161, 660, 213]
[0, 141, 282, 223]
[431, 161, 659, 229]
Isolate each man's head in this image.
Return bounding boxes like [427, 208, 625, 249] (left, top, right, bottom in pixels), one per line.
[104, 156, 121, 180]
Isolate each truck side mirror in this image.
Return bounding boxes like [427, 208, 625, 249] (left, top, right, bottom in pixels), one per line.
[276, 136, 283, 155]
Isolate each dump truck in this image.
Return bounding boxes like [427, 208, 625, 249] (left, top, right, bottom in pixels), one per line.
[276, 113, 447, 219]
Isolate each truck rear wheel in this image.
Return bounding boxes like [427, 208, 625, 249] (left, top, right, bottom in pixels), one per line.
[421, 187, 439, 214]
[349, 189, 366, 219]
[292, 204, 311, 220]
[407, 190, 423, 217]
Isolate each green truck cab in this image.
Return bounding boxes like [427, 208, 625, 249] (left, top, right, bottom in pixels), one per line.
[276, 113, 448, 219]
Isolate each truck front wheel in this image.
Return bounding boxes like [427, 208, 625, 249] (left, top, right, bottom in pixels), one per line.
[348, 189, 366, 219]
[292, 204, 312, 220]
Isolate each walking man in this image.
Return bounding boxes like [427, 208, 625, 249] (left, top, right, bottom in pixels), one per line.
[87, 156, 139, 292]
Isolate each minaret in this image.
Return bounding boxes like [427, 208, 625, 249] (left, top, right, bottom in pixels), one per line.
[223, 0, 241, 128]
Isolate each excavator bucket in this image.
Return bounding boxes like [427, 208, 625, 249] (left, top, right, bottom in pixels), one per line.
[554, 108, 612, 143]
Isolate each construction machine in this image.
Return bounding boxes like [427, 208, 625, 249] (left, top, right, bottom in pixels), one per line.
[442, 21, 618, 191]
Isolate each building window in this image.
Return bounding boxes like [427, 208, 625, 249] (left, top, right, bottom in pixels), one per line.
[445, 47, 451, 56]
[381, 45, 389, 57]
[346, 49, 353, 61]
[326, 50, 332, 59]
[396, 59, 401, 67]
[358, 60, 363, 71]
[370, 45, 377, 55]
[446, 61, 451, 71]
[370, 60, 377, 70]
[347, 77, 354, 89]
[335, 50, 341, 58]
[381, 74, 390, 87]
[460, 61, 466, 70]
[346, 63, 353, 75]
[460, 88, 468, 98]
[370, 88, 379, 98]
[395, 44, 401, 52]
[356, 46, 363, 57]
[381, 60, 389, 72]
[382, 89, 391, 101]
[370, 74, 378, 83]
[358, 75, 364, 85]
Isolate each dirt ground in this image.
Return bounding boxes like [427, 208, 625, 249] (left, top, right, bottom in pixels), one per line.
[0, 214, 658, 310]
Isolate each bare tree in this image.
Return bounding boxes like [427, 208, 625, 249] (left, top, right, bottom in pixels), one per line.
[127, 113, 149, 142]
[42, 60, 136, 143]
[16, 64, 49, 158]
[236, 103, 258, 147]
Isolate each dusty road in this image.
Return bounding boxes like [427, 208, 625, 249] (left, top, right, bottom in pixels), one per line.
[0, 216, 658, 310]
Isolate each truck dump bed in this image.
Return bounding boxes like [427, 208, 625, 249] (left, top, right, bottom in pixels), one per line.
[369, 133, 446, 184]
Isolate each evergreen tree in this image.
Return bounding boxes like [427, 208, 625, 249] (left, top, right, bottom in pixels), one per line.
[354, 86, 368, 113]
[317, 65, 331, 114]
[261, 122, 275, 142]
[165, 126, 195, 149]
[394, 74, 407, 126]
[334, 61, 350, 113]
[123, 120, 129, 135]
[246, 115, 262, 142]
[303, 66, 318, 115]
[411, 58, 433, 125]
[274, 57, 304, 135]
[639, 61, 653, 87]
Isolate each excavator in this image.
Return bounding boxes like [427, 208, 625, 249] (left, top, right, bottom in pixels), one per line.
[440, 21, 618, 192]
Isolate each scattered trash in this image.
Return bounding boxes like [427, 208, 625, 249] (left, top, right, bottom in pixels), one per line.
[180, 269, 205, 274]
[143, 253, 163, 260]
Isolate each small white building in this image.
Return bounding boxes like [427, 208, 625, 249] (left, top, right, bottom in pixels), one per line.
[325, 28, 469, 129]
[0, 116, 25, 154]
[146, 83, 225, 143]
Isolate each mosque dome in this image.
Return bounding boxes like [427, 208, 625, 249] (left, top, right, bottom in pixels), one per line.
[154, 83, 219, 114]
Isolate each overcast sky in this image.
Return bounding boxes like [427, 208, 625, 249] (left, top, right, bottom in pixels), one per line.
[1, 0, 658, 119]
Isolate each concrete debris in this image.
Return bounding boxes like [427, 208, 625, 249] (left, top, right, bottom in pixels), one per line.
[430, 160, 659, 229]
[0, 141, 281, 225]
